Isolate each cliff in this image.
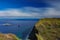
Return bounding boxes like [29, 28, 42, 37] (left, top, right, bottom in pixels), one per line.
[0, 33, 20, 40]
[29, 18, 60, 40]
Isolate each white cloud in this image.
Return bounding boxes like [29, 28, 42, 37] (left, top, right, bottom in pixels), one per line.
[0, 0, 60, 19]
[42, 8, 60, 17]
[20, 7, 60, 18]
[0, 7, 60, 19]
[0, 9, 40, 17]
[0, 8, 42, 19]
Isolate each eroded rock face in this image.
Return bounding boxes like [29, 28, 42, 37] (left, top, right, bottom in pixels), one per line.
[29, 18, 60, 40]
[0, 33, 19, 40]
[28, 26, 38, 40]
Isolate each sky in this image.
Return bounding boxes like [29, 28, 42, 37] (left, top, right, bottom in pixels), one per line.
[0, 0, 60, 19]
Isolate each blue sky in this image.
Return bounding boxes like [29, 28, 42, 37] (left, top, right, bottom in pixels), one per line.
[0, 0, 50, 9]
[0, 0, 60, 19]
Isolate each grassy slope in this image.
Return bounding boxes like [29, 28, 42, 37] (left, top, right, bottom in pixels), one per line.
[0, 33, 20, 40]
[35, 18, 60, 40]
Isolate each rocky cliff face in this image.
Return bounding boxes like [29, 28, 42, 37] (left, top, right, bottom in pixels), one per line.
[28, 26, 38, 40]
[29, 18, 60, 40]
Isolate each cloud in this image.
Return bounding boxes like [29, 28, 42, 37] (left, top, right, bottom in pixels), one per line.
[0, 0, 60, 19]
[0, 7, 60, 19]
[1, 9, 40, 16]
[44, 0, 60, 9]
[0, 8, 42, 19]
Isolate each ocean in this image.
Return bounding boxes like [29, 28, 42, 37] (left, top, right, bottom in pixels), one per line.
[0, 19, 39, 39]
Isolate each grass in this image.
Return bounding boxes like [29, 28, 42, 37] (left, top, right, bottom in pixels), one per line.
[35, 18, 60, 40]
[0, 33, 20, 40]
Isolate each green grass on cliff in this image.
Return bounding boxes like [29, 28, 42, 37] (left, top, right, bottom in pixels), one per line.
[35, 18, 60, 40]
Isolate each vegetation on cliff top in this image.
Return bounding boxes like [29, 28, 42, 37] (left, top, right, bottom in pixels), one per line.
[0, 33, 20, 40]
[35, 18, 60, 40]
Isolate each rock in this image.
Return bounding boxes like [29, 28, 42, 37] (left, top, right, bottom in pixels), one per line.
[28, 26, 38, 40]
[0, 33, 20, 40]
[29, 18, 60, 40]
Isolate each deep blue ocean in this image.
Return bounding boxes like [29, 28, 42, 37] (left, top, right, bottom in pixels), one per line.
[0, 19, 39, 39]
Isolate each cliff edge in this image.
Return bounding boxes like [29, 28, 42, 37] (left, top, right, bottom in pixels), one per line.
[29, 18, 60, 40]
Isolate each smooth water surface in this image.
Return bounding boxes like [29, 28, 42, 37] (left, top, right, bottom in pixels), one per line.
[0, 19, 38, 39]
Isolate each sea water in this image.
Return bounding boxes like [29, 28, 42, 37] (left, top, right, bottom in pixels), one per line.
[0, 19, 39, 40]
